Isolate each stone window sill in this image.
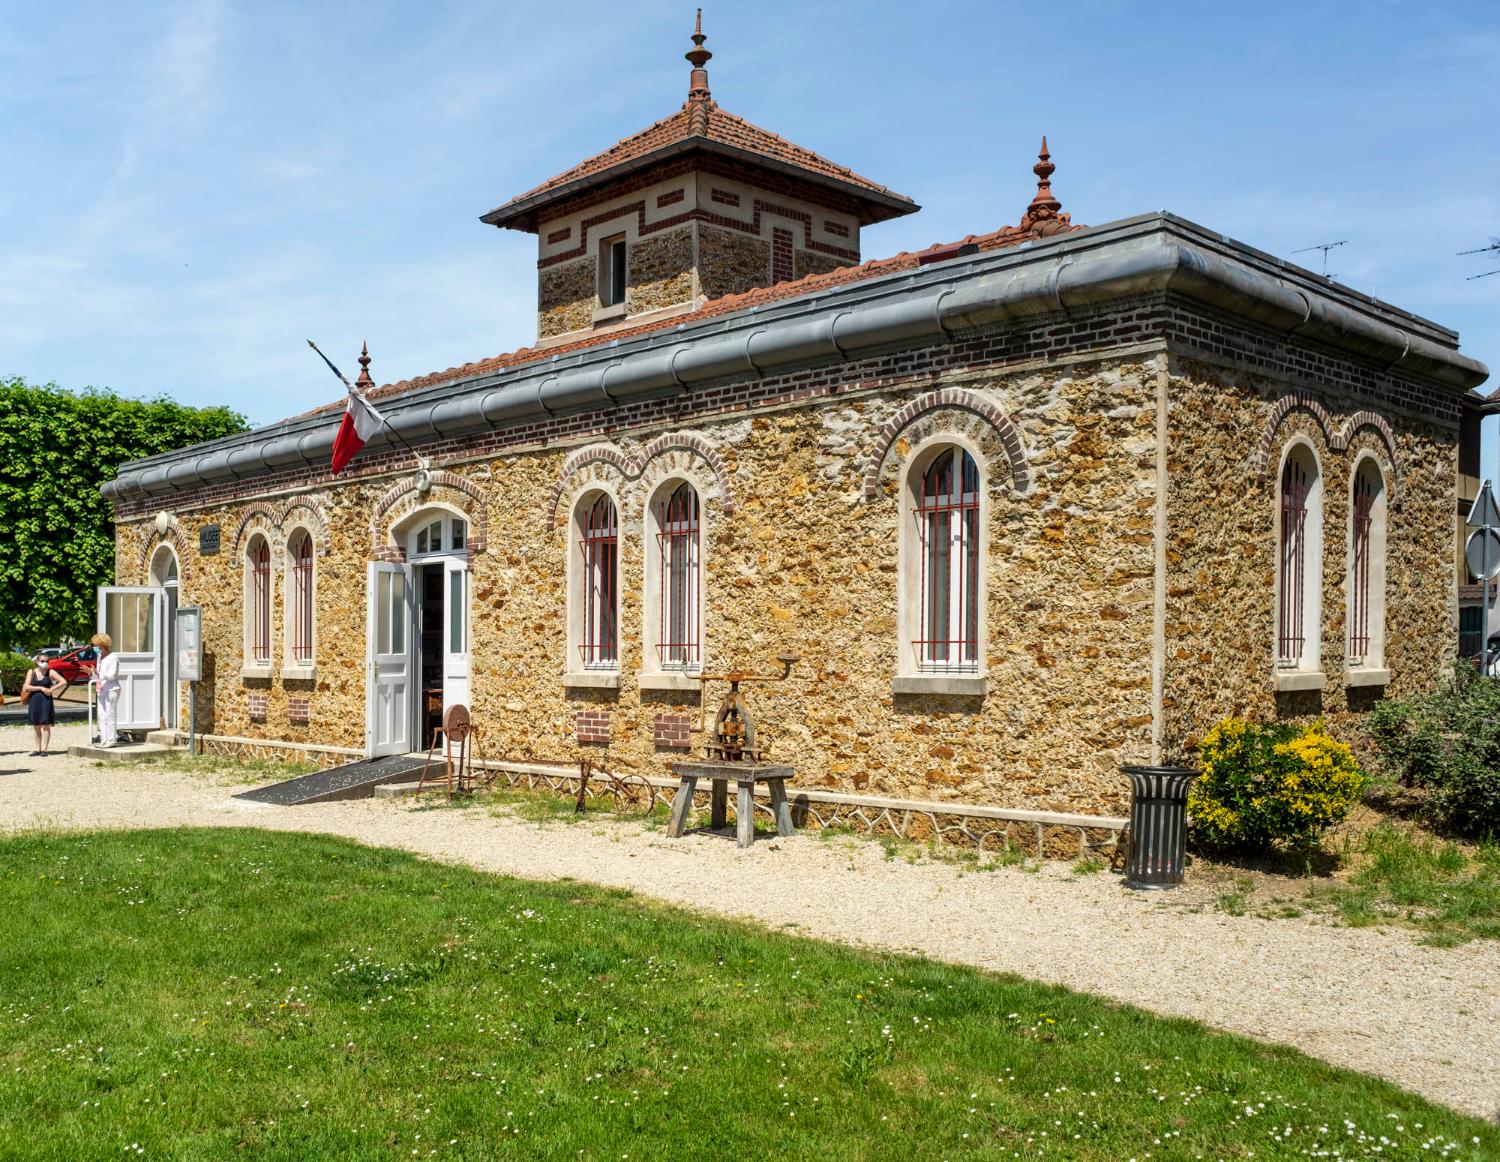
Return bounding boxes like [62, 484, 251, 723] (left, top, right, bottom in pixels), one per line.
[892, 674, 987, 697]
[281, 665, 316, 682]
[564, 671, 621, 690]
[1344, 667, 1390, 688]
[1272, 669, 1326, 693]
[240, 663, 273, 681]
[637, 671, 702, 693]
[592, 302, 627, 325]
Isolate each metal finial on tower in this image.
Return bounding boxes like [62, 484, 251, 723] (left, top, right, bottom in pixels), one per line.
[355, 340, 374, 390]
[686, 9, 712, 96]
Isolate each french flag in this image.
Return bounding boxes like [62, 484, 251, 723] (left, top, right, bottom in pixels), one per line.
[330, 383, 385, 474]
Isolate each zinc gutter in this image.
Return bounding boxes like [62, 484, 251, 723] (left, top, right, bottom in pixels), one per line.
[102, 212, 1490, 502]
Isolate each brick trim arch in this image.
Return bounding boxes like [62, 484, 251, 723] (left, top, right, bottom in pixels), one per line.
[230, 503, 283, 555]
[1338, 411, 1401, 491]
[279, 500, 331, 544]
[637, 434, 734, 510]
[369, 470, 489, 555]
[861, 388, 1029, 498]
[1253, 393, 1401, 492]
[137, 523, 189, 586]
[1252, 392, 1336, 481]
[544, 435, 736, 533]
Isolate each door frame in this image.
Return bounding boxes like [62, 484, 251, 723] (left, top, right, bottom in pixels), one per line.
[96, 585, 166, 733]
[365, 560, 414, 758]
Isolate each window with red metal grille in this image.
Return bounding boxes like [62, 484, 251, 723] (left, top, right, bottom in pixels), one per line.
[1348, 470, 1374, 661]
[1278, 457, 1310, 664]
[250, 537, 271, 664]
[915, 448, 980, 672]
[579, 495, 618, 668]
[657, 483, 701, 669]
[291, 532, 314, 664]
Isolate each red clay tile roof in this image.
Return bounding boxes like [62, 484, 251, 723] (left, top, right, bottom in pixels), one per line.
[482, 94, 917, 230]
[315, 179, 1077, 419]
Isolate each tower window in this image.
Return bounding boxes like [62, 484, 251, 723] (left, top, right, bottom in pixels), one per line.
[599, 235, 628, 308]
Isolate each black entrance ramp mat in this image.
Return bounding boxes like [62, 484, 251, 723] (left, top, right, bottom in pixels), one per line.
[234, 755, 438, 806]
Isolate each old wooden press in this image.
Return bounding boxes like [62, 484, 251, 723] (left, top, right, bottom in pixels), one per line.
[666, 651, 802, 848]
[695, 651, 800, 762]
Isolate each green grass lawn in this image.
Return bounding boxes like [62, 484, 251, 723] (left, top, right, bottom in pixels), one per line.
[0, 830, 1494, 1161]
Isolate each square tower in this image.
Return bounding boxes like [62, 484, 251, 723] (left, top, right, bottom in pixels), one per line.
[481, 15, 919, 345]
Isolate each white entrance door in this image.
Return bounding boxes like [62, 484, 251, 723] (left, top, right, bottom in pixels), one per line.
[443, 558, 471, 713]
[97, 587, 164, 731]
[366, 562, 413, 757]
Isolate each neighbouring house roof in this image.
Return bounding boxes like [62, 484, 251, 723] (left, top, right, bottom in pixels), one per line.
[481, 17, 918, 231]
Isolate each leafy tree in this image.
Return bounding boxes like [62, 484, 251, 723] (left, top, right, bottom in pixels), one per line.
[0, 377, 247, 647]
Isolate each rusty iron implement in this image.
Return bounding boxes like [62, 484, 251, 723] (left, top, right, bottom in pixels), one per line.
[693, 652, 799, 762]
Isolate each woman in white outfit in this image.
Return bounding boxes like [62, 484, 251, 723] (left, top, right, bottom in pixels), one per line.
[90, 632, 121, 747]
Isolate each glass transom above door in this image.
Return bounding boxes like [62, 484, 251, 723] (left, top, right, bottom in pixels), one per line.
[412, 517, 468, 557]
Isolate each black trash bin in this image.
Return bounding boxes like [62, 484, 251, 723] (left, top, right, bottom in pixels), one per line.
[1122, 765, 1198, 889]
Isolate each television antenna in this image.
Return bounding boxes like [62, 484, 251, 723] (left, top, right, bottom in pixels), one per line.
[1292, 240, 1347, 279]
[1457, 237, 1500, 281]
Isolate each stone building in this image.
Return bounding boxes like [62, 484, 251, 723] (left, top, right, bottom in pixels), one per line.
[102, 21, 1489, 835]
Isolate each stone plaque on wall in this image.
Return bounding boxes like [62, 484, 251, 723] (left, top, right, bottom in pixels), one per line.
[199, 524, 220, 556]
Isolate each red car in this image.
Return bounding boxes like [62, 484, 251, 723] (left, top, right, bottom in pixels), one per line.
[46, 646, 99, 686]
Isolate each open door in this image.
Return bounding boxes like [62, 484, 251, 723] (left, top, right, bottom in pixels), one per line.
[443, 558, 470, 714]
[366, 562, 413, 757]
[96, 587, 164, 732]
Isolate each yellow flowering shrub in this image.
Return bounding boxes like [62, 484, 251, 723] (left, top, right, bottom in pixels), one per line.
[1188, 718, 1366, 852]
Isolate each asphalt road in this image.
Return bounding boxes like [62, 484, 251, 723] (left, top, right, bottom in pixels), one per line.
[0, 691, 89, 722]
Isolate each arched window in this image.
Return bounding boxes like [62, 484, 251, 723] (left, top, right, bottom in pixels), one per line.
[246, 534, 271, 666]
[914, 447, 981, 672]
[577, 494, 618, 668]
[655, 482, 701, 670]
[1276, 444, 1323, 670]
[1347, 458, 1387, 669]
[288, 531, 315, 665]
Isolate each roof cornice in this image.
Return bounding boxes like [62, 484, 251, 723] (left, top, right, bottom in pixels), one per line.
[103, 212, 1489, 503]
[480, 136, 920, 232]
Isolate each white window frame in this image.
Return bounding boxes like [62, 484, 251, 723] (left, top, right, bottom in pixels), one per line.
[242, 532, 274, 677]
[1273, 439, 1324, 679]
[641, 476, 704, 685]
[282, 526, 317, 679]
[895, 437, 988, 692]
[1346, 454, 1388, 678]
[598, 233, 628, 310]
[566, 488, 622, 685]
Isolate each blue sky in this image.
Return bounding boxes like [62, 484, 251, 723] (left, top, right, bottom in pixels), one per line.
[2, 1, 1498, 453]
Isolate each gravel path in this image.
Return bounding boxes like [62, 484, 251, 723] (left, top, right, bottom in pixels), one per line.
[3, 723, 1498, 1122]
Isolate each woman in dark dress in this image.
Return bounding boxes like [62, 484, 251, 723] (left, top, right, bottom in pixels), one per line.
[21, 654, 66, 756]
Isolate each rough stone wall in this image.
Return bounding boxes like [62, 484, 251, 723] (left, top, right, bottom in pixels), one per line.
[624, 227, 694, 316]
[538, 257, 594, 339]
[699, 225, 769, 300]
[118, 356, 1160, 818]
[118, 483, 380, 747]
[1160, 354, 1457, 760]
[794, 249, 851, 280]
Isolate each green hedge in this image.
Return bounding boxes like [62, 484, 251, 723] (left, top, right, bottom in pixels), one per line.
[1369, 663, 1500, 840]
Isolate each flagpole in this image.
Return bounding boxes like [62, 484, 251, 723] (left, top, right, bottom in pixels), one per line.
[307, 340, 427, 468]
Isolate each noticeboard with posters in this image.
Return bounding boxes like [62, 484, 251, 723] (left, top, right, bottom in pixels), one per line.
[175, 606, 202, 682]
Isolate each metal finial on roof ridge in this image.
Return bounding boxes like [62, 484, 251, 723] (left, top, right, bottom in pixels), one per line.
[1029, 136, 1061, 215]
[686, 8, 712, 97]
[1017, 135, 1071, 234]
[356, 340, 374, 390]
